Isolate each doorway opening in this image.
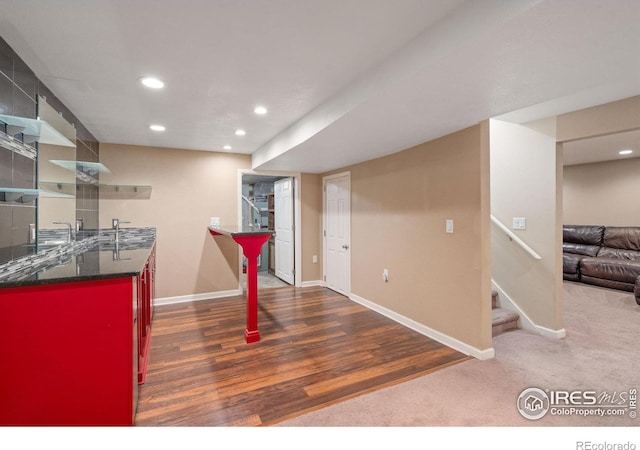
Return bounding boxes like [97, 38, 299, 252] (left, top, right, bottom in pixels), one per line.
[240, 172, 299, 290]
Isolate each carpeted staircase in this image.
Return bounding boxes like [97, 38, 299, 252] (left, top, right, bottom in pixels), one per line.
[492, 290, 519, 336]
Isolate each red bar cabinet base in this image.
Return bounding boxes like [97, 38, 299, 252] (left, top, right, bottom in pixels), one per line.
[244, 329, 261, 343]
[0, 278, 138, 426]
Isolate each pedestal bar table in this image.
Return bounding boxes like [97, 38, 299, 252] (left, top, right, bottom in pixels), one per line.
[208, 226, 274, 343]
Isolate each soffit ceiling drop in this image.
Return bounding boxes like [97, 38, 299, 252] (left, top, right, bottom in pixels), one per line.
[563, 129, 640, 167]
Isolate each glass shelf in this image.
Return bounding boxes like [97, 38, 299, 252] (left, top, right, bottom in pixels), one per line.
[39, 188, 75, 199]
[49, 160, 111, 175]
[38, 161, 152, 199]
[0, 187, 38, 202]
[0, 186, 74, 202]
[0, 129, 37, 160]
[38, 182, 76, 198]
[99, 184, 152, 199]
[0, 114, 75, 147]
[48, 160, 111, 186]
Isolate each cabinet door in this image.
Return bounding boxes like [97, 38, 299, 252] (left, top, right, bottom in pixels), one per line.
[0, 278, 136, 425]
[149, 252, 155, 321]
[137, 247, 155, 385]
[137, 275, 145, 357]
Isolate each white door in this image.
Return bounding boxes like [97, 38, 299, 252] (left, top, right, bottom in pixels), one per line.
[324, 173, 350, 295]
[274, 177, 294, 284]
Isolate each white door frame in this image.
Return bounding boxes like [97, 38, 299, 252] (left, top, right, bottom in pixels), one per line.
[237, 169, 302, 288]
[322, 171, 351, 296]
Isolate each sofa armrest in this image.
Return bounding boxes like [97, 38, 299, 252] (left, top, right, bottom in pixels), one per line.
[635, 276, 640, 306]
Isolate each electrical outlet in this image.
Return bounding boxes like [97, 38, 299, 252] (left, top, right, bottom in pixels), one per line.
[312, 255, 318, 263]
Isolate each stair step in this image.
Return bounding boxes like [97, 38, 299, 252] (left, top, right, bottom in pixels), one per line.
[491, 290, 498, 309]
[492, 307, 519, 336]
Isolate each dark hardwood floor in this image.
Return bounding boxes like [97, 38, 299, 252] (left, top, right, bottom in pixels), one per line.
[135, 286, 469, 426]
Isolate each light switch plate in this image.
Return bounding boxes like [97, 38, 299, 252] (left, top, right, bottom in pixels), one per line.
[446, 219, 454, 234]
[513, 217, 526, 230]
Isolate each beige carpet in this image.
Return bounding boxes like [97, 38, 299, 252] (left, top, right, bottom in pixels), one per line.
[277, 282, 638, 426]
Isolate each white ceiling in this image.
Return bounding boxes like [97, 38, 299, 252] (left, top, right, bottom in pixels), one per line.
[0, 0, 639, 173]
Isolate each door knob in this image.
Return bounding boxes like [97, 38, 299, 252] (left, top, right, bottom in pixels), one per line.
[342, 244, 349, 250]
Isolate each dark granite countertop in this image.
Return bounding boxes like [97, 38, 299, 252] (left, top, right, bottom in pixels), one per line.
[208, 225, 274, 237]
[0, 228, 156, 289]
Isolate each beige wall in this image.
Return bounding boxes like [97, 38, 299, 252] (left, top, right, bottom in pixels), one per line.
[564, 157, 640, 226]
[490, 118, 562, 332]
[99, 144, 251, 299]
[325, 125, 492, 352]
[300, 173, 322, 282]
[557, 95, 640, 142]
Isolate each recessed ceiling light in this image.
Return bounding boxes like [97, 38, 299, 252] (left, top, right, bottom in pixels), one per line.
[149, 124, 165, 132]
[235, 129, 246, 136]
[254, 106, 267, 115]
[140, 77, 165, 89]
[223, 145, 232, 150]
[619, 149, 633, 155]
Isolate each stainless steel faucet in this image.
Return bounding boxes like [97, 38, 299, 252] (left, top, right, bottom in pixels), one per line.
[112, 218, 131, 244]
[53, 221, 73, 243]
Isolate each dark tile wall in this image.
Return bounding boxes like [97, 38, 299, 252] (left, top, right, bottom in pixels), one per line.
[0, 36, 100, 264]
[76, 138, 100, 232]
[0, 37, 38, 264]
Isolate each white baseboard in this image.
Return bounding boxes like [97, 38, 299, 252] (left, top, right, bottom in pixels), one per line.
[299, 280, 325, 288]
[349, 293, 495, 361]
[154, 289, 242, 306]
[536, 325, 566, 339]
[491, 279, 566, 340]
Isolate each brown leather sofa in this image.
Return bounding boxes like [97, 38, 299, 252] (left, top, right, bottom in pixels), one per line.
[563, 225, 640, 305]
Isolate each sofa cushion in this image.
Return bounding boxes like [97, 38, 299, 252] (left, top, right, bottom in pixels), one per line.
[597, 247, 640, 260]
[580, 257, 640, 284]
[603, 227, 640, 251]
[563, 225, 605, 246]
[563, 242, 601, 257]
[563, 253, 583, 274]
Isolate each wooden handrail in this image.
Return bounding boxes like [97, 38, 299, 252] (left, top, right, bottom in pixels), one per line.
[491, 214, 542, 260]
